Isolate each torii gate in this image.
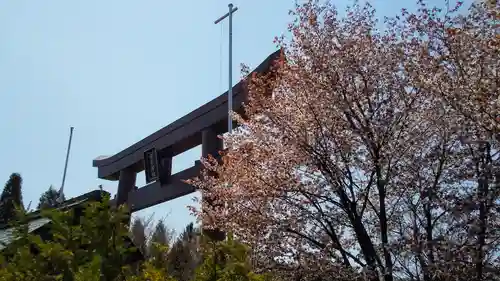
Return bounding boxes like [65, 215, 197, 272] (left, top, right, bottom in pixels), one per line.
[92, 50, 281, 223]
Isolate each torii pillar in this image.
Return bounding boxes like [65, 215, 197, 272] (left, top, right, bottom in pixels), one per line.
[116, 167, 137, 208]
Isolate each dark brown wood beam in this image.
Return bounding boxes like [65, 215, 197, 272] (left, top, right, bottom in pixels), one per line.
[116, 167, 137, 207]
[124, 163, 201, 213]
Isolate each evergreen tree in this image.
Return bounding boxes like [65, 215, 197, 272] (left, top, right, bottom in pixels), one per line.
[37, 185, 65, 209]
[167, 223, 202, 281]
[150, 220, 170, 246]
[148, 220, 173, 267]
[130, 217, 148, 255]
[194, 233, 272, 281]
[0, 173, 24, 225]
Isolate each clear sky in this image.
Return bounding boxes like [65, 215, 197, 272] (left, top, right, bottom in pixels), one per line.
[0, 0, 472, 235]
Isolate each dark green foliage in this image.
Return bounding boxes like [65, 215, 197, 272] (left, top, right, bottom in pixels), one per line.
[149, 220, 171, 268]
[194, 233, 273, 281]
[130, 217, 148, 255]
[37, 186, 65, 209]
[167, 223, 201, 281]
[150, 220, 170, 246]
[0, 195, 270, 281]
[0, 173, 24, 225]
[0, 195, 160, 281]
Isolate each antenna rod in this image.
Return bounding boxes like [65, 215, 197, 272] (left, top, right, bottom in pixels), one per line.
[215, 3, 238, 134]
[60, 127, 74, 194]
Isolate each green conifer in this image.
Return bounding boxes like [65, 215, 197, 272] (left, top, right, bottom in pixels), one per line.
[0, 173, 24, 225]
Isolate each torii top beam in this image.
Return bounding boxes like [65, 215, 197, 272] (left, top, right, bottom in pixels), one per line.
[93, 50, 282, 181]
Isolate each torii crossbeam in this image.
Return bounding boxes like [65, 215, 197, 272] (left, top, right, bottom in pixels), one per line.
[93, 50, 281, 213]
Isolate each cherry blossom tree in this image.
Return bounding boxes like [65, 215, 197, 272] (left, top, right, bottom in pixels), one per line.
[189, 1, 499, 281]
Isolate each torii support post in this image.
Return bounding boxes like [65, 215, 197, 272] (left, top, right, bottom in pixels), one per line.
[116, 166, 137, 223]
[116, 168, 137, 206]
[201, 126, 225, 241]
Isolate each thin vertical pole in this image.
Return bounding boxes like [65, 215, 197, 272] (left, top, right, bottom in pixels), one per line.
[228, 3, 233, 134]
[214, 3, 238, 134]
[60, 126, 74, 197]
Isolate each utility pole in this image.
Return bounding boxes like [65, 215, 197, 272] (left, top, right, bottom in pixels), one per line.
[214, 3, 238, 134]
[57, 126, 74, 203]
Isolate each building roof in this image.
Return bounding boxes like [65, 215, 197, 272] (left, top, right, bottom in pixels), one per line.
[0, 217, 51, 251]
[0, 189, 109, 251]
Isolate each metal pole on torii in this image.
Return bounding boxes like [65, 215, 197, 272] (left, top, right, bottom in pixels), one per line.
[208, 4, 238, 243]
[214, 3, 238, 134]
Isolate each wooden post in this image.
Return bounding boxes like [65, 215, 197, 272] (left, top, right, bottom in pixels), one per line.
[116, 167, 137, 223]
[202, 127, 223, 157]
[201, 127, 225, 241]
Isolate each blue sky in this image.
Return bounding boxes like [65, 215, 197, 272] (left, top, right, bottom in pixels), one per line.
[0, 0, 471, 235]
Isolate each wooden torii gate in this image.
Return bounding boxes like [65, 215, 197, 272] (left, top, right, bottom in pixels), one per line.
[92, 50, 281, 220]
